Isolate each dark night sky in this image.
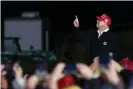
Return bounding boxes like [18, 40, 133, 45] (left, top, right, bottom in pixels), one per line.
[2, 1, 133, 31]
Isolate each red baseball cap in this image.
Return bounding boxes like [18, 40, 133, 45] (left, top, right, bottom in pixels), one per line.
[120, 57, 133, 70]
[96, 14, 111, 26]
[58, 74, 75, 89]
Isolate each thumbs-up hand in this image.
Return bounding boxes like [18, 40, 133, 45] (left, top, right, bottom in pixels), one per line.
[73, 15, 79, 27]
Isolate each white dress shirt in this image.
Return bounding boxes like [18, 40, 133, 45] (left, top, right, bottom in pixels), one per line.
[97, 28, 109, 38]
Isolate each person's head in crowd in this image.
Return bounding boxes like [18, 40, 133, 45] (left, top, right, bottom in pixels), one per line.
[58, 74, 76, 89]
[34, 59, 49, 89]
[96, 14, 111, 31]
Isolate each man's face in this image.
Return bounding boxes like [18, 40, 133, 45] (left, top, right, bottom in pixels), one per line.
[96, 20, 107, 29]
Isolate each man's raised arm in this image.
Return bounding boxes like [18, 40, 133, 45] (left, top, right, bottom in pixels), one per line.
[73, 15, 93, 41]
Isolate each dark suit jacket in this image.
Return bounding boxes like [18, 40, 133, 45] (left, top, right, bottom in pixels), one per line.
[73, 27, 124, 62]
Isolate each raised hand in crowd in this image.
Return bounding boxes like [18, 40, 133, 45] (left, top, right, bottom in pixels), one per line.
[104, 60, 124, 89]
[90, 57, 101, 78]
[76, 63, 93, 80]
[1, 64, 8, 89]
[76, 57, 101, 79]
[13, 62, 25, 78]
[12, 62, 39, 89]
[26, 74, 39, 89]
[90, 57, 100, 73]
[12, 62, 27, 89]
[49, 62, 66, 89]
[1, 64, 7, 77]
[110, 60, 123, 72]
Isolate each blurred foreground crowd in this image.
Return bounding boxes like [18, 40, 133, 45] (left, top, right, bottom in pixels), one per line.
[1, 56, 133, 89]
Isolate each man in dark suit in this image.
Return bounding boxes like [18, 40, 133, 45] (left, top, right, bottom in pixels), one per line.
[73, 14, 125, 89]
[73, 14, 123, 62]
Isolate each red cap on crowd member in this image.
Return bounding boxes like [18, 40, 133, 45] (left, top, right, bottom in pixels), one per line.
[58, 74, 75, 89]
[96, 14, 111, 26]
[120, 57, 133, 70]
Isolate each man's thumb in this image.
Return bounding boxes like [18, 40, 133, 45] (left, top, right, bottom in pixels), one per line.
[75, 15, 78, 20]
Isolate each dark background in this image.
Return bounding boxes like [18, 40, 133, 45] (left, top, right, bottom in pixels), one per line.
[2, 1, 133, 60]
[2, 1, 133, 29]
